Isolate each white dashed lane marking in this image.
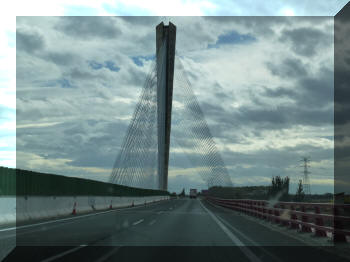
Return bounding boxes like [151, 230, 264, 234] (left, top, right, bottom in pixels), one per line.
[132, 219, 144, 226]
[149, 219, 156, 226]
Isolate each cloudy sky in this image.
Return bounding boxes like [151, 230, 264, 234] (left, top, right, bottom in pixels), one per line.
[1, 1, 348, 194]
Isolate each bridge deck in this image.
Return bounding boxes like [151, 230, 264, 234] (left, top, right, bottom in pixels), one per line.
[3, 199, 348, 262]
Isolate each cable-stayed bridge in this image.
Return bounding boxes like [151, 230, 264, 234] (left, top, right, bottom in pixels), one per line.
[3, 19, 349, 262]
[109, 22, 232, 190]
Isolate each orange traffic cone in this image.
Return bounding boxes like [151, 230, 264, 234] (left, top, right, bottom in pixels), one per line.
[72, 202, 77, 215]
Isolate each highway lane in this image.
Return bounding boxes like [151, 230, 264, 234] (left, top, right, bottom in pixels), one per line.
[3, 198, 349, 262]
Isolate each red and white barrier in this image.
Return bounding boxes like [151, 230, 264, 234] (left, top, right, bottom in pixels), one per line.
[206, 196, 350, 243]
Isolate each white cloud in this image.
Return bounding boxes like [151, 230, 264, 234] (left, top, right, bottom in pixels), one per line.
[0, 2, 340, 192]
[14, 17, 334, 193]
[16, 151, 111, 181]
[16, 122, 63, 129]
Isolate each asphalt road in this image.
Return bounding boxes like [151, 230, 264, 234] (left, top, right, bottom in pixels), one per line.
[2, 198, 349, 262]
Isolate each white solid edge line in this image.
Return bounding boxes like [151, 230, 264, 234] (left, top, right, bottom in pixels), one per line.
[40, 245, 87, 262]
[0, 198, 167, 233]
[205, 201, 261, 246]
[199, 200, 262, 262]
[205, 201, 285, 262]
[0, 209, 116, 233]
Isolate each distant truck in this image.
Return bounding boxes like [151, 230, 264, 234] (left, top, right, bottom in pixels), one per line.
[190, 189, 197, 199]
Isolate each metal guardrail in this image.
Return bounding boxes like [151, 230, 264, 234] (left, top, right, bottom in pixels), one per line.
[206, 196, 350, 243]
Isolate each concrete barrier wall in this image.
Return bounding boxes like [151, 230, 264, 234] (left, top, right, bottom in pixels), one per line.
[0, 195, 169, 226]
[0, 197, 16, 225]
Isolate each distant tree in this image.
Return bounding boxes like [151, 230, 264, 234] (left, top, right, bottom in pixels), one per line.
[208, 185, 270, 200]
[267, 176, 290, 201]
[294, 180, 305, 202]
[178, 188, 185, 197]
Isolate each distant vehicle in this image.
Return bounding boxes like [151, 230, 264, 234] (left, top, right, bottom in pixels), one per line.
[190, 189, 197, 199]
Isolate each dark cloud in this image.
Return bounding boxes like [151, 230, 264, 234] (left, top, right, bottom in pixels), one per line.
[198, 101, 225, 116]
[16, 119, 129, 169]
[279, 27, 331, 57]
[65, 122, 131, 168]
[198, 96, 332, 139]
[237, 106, 287, 125]
[67, 67, 109, 83]
[265, 61, 333, 109]
[296, 66, 333, 108]
[202, 16, 285, 37]
[16, 29, 44, 53]
[221, 144, 333, 169]
[263, 87, 297, 98]
[56, 16, 121, 39]
[266, 58, 308, 78]
[45, 51, 77, 66]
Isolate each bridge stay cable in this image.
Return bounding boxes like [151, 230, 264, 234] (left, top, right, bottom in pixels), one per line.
[109, 32, 233, 189]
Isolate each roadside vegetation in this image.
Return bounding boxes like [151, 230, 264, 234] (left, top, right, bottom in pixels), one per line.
[207, 176, 334, 203]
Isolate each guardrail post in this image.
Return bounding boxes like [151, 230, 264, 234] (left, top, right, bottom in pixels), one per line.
[290, 205, 299, 229]
[252, 201, 255, 217]
[300, 205, 312, 233]
[280, 204, 289, 227]
[233, 200, 238, 212]
[205, 197, 350, 243]
[273, 204, 280, 224]
[257, 201, 262, 219]
[333, 205, 347, 242]
[314, 206, 327, 237]
[262, 202, 267, 220]
[253, 201, 258, 217]
[268, 208, 273, 222]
